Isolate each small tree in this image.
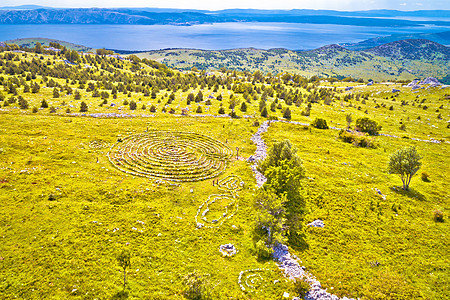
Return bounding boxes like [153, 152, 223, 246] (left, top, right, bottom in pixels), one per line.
[74, 90, 81, 100]
[388, 146, 422, 190]
[53, 88, 60, 98]
[129, 100, 137, 110]
[256, 189, 287, 245]
[283, 107, 291, 120]
[117, 250, 131, 289]
[41, 99, 49, 108]
[346, 113, 352, 129]
[311, 118, 328, 129]
[240, 101, 247, 112]
[196, 105, 203, 113]
[260, 106, 268, 118]
[80, 101, 88, 112]
[355, 117, 381, 135]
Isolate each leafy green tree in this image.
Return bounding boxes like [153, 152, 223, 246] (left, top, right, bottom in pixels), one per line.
[117, 250, 131, 289]
[129, 100, 137, 110]
[355, 117, 381, 135]
[256, 189, 287, 245]
[388, 146, 422, 190]
[65, 50, 80, 63]
[258, 140, 306, 246]
[34, 42, 43, 54]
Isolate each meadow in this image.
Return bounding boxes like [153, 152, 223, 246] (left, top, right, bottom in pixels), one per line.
[0, 45, 448, 299]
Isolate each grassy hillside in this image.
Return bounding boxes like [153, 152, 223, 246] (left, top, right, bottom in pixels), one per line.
[136, 40, 450, 83]
[0, 44, 449, 299]
[341, 31, 450, 50]
[4, 37, 93, 52]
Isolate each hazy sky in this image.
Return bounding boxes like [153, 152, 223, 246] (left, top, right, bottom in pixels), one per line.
[3, 0, 450, 11]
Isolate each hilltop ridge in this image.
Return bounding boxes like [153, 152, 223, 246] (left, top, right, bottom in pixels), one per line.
[135, 39, 450, 83]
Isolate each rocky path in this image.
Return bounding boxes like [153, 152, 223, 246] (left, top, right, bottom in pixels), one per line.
[247, 120, 270, 187]
[248, 121, 356, 300]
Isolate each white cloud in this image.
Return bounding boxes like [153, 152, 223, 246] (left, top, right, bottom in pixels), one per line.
[416, 2, 423, 6]
[400, 2, 407, 6]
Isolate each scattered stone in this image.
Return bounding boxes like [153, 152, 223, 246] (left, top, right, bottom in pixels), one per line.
[219, 243, 238, 257]
[307, 220, 325, 228]
[374, 188, 387, 200]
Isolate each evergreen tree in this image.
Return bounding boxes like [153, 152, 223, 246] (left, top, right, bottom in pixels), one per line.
[80, 101, 88, 112]
[41, 99, 48, 108]
[52, 88, 60, 98]
[260, 107, 268, 118]
[283, 107, 291, 120]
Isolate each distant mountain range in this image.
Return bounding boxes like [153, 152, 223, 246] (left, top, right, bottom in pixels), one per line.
[136, 39, 450, 83]
[0, 7, 449, 27]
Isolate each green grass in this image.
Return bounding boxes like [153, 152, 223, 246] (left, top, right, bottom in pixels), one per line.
[0, 48, 449, 299]
[262, 122, 449, 299]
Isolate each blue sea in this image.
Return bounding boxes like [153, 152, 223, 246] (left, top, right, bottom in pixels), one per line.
[0, 22, 449, 51]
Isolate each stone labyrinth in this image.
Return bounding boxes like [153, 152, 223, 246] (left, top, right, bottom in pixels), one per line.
[89, 139, 109, 149]
[238, 269, 273, 293]
[196, 175, 244, 228]
[107, 131, 232, 182]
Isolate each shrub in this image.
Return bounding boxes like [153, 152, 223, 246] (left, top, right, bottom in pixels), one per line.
[338, 130, 376, 148]
[294, 279, 310, 298]
[196, 105, 203, 113]
[41, 99, 48, 108]
[182, 271, 214, 300]
[434, 210, 444, 222]
[149, 105, 156, 112]
[311, 118, 329, 129]
[300, 107, 311, 116]
[49, 106, 56, 113]
[355, 117, 381, 135]
[217, 107, 225, 114]
[32, 106, 38, 113]
[421, 172, 430, 182]
[129, 101, 137, 110]
[255, 239, 273, 260]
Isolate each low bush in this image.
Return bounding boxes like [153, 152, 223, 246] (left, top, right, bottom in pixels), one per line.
[434, 210, 444, 222]
[182, 271, 215, 300]
[421, 172, 430, 182]
[311, 118, 329, 129]
[255, 239, 273, 260]
[355, 117, 381, 135]
[338, 130, 377, 148]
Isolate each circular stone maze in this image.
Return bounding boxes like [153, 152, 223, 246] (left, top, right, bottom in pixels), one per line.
[108, 131, 233, 182]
